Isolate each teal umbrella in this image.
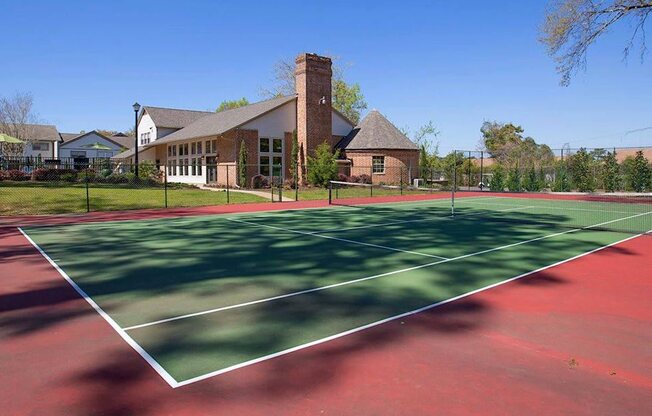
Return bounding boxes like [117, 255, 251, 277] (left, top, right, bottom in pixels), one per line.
[82, 142, 113, 150]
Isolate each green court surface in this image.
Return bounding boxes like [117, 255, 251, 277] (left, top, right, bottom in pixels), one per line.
[21, 195, 652, 386]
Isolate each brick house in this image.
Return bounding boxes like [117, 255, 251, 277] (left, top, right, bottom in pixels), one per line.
[114, 53, 419, 186]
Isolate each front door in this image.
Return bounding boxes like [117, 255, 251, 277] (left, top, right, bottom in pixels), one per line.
[206, 157, 217, 183]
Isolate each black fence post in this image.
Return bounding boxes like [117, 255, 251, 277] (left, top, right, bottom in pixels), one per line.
[164, 168, 168, 208]
[85, 168, 90, 213]
[278, 166, 283, 202]
[294, 162, 298, 202]
[480, 150, 484, 191]
[226, 165, 230, 204]
[430, 168, 434, 193]
[467, 151, 471, 191]
[451, 150, 457, 216]
[400, 166, 403, 195]
[370, 165, 373, 197]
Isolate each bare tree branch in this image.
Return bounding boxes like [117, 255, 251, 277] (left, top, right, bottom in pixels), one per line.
[540, 0, 652, 85]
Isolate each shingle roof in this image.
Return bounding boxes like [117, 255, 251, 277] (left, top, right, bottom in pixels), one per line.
[152, 95, 296, 145]
[335, 110, 418, 151]
[109, 135, 134, 149]
[22, 124, 60, 142]
[142, 106, 214, 129]
[112, 96, 297, 159]
[59, 132, 80, 143]
[59, 130, 132, 149]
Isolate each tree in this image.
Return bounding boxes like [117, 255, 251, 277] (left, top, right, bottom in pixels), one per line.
[262, 56, 367, 124]
[291, 129, 299, 184]
[238, 140, 248, 187]
[602, 151, 621, 192]
[506, 166, 522, 192]
[0, 92, 39, 155]
[522, 165, 541, 191]
[568, 148, 596, 192]
[540, 0, 652, 86]
[626, 150, 651, 191]
[552, 161, 571, 191]
[96, 129, 119, 137]
[489, 164, 506, 191]
[216, 98, 250, 112]
[306, 142, 339, 187]
[480, 121, 554, 169]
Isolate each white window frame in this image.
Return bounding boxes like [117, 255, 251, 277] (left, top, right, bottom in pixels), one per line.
[372, 156, 385, 174]
[258, 137, 284, 178]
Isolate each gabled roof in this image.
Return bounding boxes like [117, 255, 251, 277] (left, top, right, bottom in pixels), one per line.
[59, 130, 127, 149]
[335, 110, 418, 151]
[153, 95, 297, 145]
[21, 124, 60, 142]
[113, 96, 297, 160]
[109, 135, 134, 149]
[142, 106, 214, 129]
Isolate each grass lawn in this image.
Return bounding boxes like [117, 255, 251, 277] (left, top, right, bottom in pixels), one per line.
[0, 182, 267, 215]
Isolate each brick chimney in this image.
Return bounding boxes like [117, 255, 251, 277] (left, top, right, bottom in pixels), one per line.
[295, 53, 332, 182]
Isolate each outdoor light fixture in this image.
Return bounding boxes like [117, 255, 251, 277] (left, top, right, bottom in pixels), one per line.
[133, 102, 141, 176]
[319, 96, 326, 105]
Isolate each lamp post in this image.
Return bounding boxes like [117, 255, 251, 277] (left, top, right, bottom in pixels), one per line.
[133, 102, 141, 176]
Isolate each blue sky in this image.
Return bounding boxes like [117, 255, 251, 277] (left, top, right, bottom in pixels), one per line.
[1, 0, 650, 153]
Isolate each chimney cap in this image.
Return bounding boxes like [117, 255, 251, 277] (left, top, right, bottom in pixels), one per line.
[295, 53, 332, 64]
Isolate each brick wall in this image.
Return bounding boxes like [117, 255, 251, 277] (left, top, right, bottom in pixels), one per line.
[344, 150, 419, 185]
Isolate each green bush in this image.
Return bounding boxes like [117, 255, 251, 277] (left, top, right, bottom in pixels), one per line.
[626, 150, 651, 192]
[489, 164, 505, 191]
[307, 142, 339, 187]
[568, 148, 595, 192]
[602, 152, 620, 192]
[522, 166, 540, 191]
[506, 166, 521, 192]
[60, 173, 78, 182]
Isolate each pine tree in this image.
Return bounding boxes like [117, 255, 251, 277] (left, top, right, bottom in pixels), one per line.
[522, 165, 540, 191]
[291, 129, 299, 185]
[489, 164, 505, 191]
[602, 151, 620, 192]
[238, 140, 248, 187]
[307, 142, 339, 187]
[627, 150, 651, 192]
[552, 162, 571, 192]
[568, 148, 595, 192]
[506, 166, 521, 192]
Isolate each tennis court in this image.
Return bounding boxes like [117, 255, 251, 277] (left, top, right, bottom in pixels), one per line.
[18, 192, 652, 388]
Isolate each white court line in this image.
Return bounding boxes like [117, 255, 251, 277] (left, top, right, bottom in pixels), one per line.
[123, 209, 649, 332]
[226, 218, 450, 260]
[17, 227, 180, 388]
[174, 229, 649, 387]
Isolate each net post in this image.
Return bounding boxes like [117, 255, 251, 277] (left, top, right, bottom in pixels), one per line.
[85, 167, 90, 213]
[226, 164, 230, 204]
[451, 150, 456, 217]
[328, 180, 332, 205]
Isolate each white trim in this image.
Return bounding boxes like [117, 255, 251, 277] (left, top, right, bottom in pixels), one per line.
[17, 227, 180, 388]
[174, 230, 647, 387]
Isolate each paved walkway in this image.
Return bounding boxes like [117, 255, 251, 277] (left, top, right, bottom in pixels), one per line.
[198, 185, 295, 202]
